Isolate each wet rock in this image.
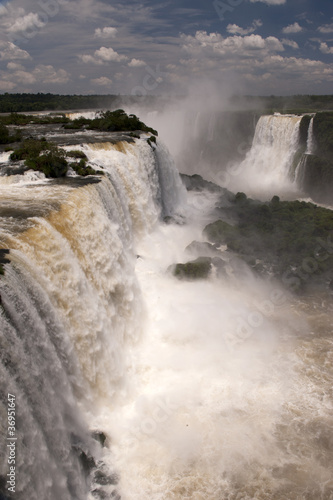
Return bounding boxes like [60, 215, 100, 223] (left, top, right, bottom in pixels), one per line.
[170, 257, 212, 280]
[92, 431, 107, 447]
[185, 241, 222, 258]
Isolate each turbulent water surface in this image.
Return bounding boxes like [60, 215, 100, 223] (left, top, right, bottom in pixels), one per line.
[0, 115, 332, 500]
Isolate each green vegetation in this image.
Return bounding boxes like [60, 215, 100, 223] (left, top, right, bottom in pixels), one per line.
[64, 109, 158, 134]
[9, 139, 100, 178]
[0, 93, 332, 114]
[172, 257, 213, 280]
[66, 150, 88, 160]
[70, 159, 99, 177]
[204, 193, 333, 291]
[63, 117, 91, 129]
[0, 112, 69, 126]
[0, 109, 157, 136]
[87, 110, 158, 135]
[147, 135, 157, 148]
[238, 94, 333, 114]
[0, 93, 119, 113]
[0, 93, 164, 113]
[11, 139, 69, 178]
[0, 123, 21, 144]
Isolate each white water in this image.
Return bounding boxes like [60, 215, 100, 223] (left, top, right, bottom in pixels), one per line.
[306, 116, 315, 155]
[225, 114, 303, 198]
[0, 135, 332, 500]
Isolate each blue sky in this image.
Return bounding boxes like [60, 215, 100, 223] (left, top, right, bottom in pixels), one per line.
[0, 0, 332, 95]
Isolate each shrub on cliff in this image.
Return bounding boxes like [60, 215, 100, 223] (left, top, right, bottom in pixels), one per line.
[0, 124, 21, 144]
[88, 110, 158, 135]
[204, 196, 333, 290]
[10, 139, 68, 177]
[25, 147, 68, 178]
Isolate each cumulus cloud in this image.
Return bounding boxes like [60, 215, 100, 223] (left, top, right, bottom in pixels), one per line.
[94, 27, 118, 39]
[227, 19, 262, 36]
[177, 29, 333, 94]
[91, 76, 113, 86]
[182, 31, 284, 57]
[282, 22, 303, 34]
[282, 39, 299, 49]
[80, 47, 127, 64]
[128, 58, 146, 67]
[7, 12, 45, 33]
[0, 41, 31, 60]
[33, 65, 70, 84]
[7, 62, 25, 71]
[95, 46, 127, 62]
[0, 80, 16, 91]
[79, 54, 103, 65]
[320, 42, 333, 54]
[318, 23, 333, 34]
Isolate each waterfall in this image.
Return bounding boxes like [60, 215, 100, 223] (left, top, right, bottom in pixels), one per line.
[225, 113, 303, 197]
[306, 116, 315, 155]
[0, 138, 185, 500]
[295, 115, 316, 189]
[1, 127, 332, 500]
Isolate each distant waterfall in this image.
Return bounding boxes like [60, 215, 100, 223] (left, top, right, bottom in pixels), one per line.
[226, 114, 303, 197]
[305, 116, 315, 155]
[0, 138, 185, 500]
[295, 115, 316, 188]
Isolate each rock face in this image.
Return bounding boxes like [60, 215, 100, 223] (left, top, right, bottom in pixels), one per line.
[204, 193, 333, 293]
[301, 154, 333, 204]
[170, 256, 226, 281]
[170, 257, 212, 280]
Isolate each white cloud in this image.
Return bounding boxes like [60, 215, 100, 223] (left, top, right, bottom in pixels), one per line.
[94, 27, 118, 39]
[320, 42, 333, 54]
[0, 80, 16, 91]
[282, 23, 303, 34]
[128, 58, 146, 67]
[318, 23, 333, 34]
[227, 19, 262, 36]
[0, 41, 31, 60]
[182, 31, 284, 57]
[282, 39, 299, 49]
[80, 46, 128, 65]
[33, 65, 70, 84]
[7, 62, 25, 70]
[12, 69, 37, 84]
[8, 12, 45, 33]
[178, 30, 333, 93]
[95, 46, 127, 62]
[91, 76, 113, 86]
[79, 54, 103, 65]
[249, 0, 286, 4]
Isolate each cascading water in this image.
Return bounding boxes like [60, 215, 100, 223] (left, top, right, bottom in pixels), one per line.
[225, 114, 303, 198]
[0, 129, 332, 500]
[306, 116, 315, 155]
[295, 115, 316, 190]
[0, 138, 185, 500]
